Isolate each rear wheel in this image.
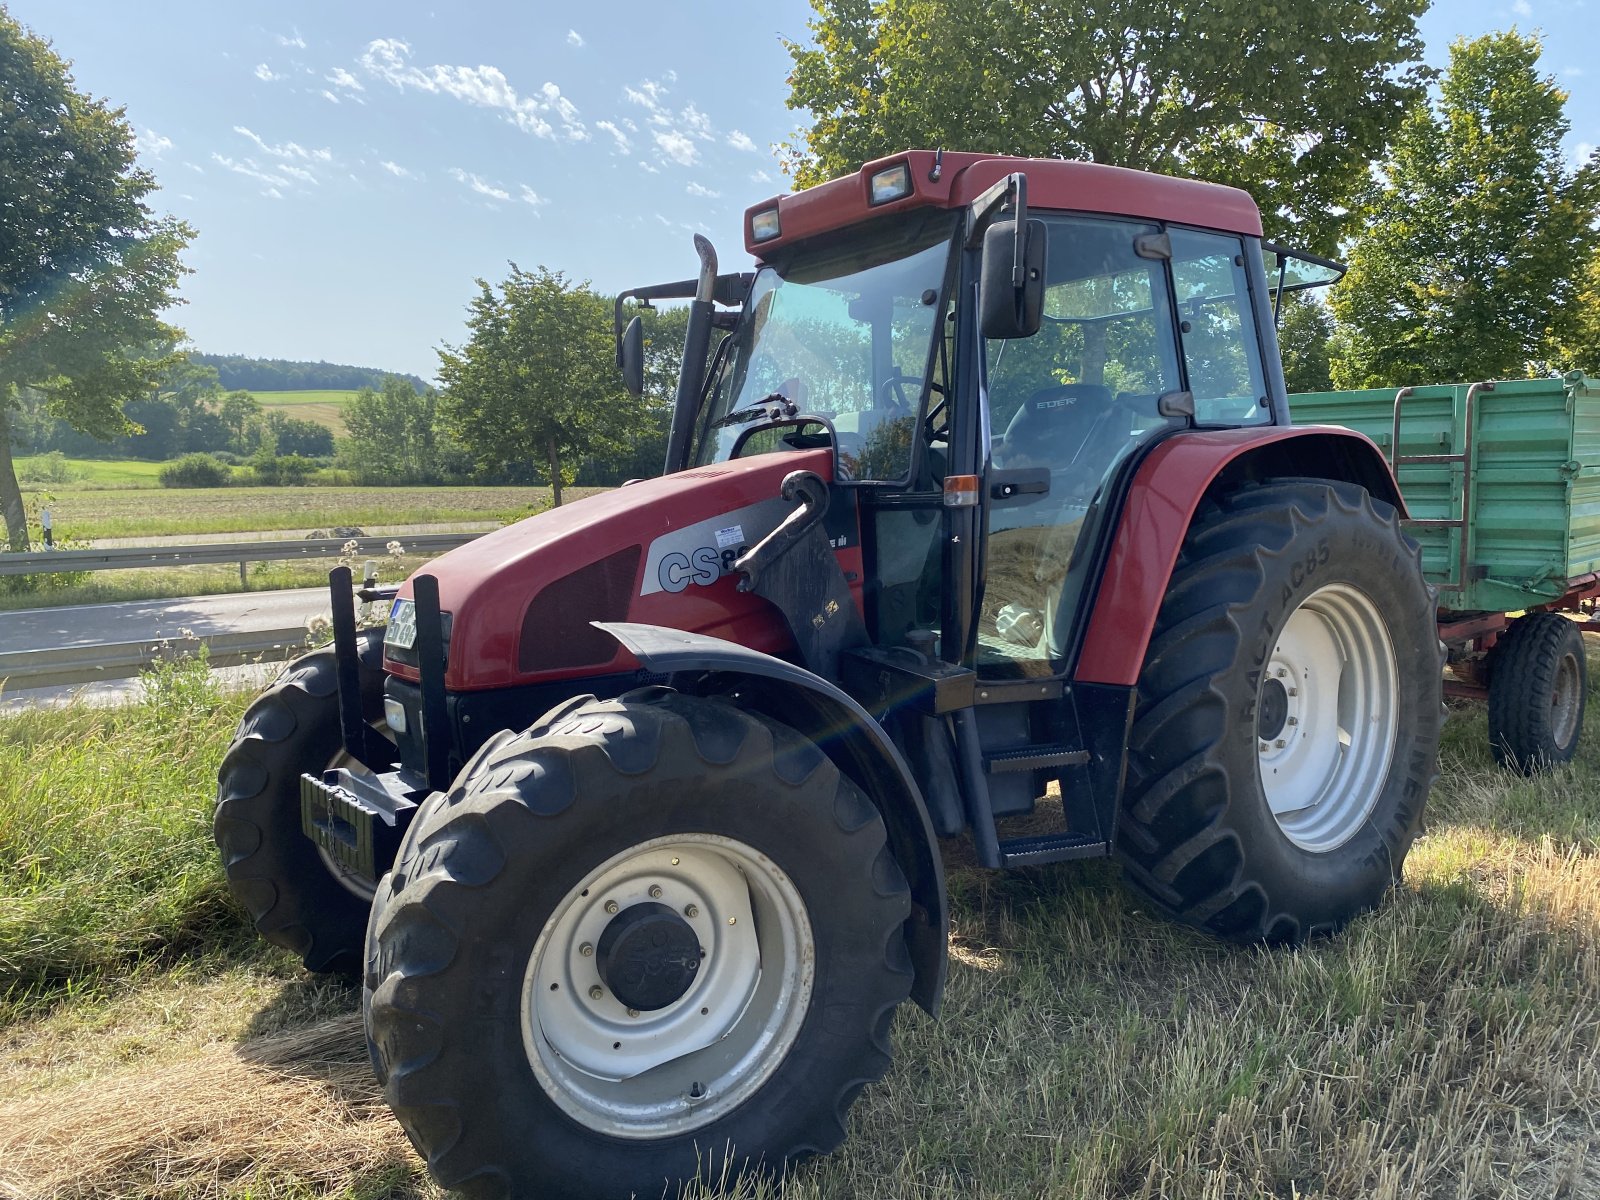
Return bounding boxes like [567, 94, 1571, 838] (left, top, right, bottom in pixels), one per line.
[1118, 480, 1442, 942]
[1488, 613, 1587, 771]
[214, 630, 391, 974]
[364, 689, 912, 1198]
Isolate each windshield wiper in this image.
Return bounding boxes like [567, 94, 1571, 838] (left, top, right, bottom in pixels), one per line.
[708, 392, 800, 429]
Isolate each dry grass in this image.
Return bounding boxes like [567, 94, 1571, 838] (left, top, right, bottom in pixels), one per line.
[0, 678, 1596, 1198]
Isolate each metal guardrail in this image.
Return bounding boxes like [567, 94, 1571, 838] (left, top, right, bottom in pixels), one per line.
[0, 626, 316, 690]
[0, 531, 483, 578]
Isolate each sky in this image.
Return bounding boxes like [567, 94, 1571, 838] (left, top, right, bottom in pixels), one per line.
[8, 0, 1597, 382]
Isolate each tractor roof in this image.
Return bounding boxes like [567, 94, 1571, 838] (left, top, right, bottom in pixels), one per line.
[743, 150, 1263, 256]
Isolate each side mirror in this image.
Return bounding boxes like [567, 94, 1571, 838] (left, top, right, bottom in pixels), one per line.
[979, 218, 1047, 339]
[620, 315, 644, 396]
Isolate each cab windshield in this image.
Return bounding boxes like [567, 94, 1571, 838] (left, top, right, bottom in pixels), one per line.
[692, 211, 958, 481]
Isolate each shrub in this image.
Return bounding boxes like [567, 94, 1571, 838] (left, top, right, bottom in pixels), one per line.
[159, 453, 232, 488]
[17, 451, 84, 485]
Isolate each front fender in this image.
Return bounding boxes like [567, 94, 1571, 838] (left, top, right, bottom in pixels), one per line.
[598, 621, 948, 1016]
[1076, 425, 1405, 688]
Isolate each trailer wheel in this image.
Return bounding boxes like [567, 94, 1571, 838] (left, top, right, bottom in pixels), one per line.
[365, 689, 912, 1198]
[214, 629, 391, 974]
[1118, 480, 1442, 942]
[1487, 613, 1587, 771]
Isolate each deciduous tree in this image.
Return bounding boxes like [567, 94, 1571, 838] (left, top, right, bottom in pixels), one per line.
[0, 8, 193, 547]
[1278, 295, 1335, 394]
[341, 375, 459, 483]
[1330, 32, 1600, 388]
[783, 0, 1430, 252]
[438, 266, 636, 505]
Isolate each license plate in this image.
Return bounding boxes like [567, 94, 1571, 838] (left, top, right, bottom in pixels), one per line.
[384, 598, 417, 649]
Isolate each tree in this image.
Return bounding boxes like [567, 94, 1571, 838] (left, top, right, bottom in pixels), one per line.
[341, 375, 460, 483]
[1278, 294, 1335, 394]
[1330, 32, 1600, 388]
[1552, 251, 1600, 377]
[219, 391, 261, 454]
[0, 8, 194, 547]
[783, 0, 1430, 252]
[438, 266, 637, 505]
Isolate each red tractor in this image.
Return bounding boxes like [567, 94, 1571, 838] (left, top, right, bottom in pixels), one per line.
[215, 151, 1441, 1197]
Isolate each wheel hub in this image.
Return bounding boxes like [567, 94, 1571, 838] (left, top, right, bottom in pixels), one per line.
[1257, 676, 1290, 740]
[596, 902, 701, 1011]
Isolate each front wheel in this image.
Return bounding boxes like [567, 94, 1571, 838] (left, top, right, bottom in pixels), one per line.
[364, 690, 912, 1198]
[1118, 480, 1442, 942]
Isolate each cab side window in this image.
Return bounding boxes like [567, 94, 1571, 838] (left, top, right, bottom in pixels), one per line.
[1169, 229, 1268, 425]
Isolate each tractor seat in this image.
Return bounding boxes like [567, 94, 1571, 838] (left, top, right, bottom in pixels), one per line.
[996, 383, 1114, 469]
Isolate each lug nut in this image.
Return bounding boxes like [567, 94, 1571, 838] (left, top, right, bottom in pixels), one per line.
[649, 885, 663, 899]
[727, 916, 737, 926]
[685, 904, 699, 918]
[1288, 688, 1299, 697]
[1259, 741, 1270, 752]
[1287, 717, 1298, 727]
[579, 942, 594, 957]
[1275, 738, 1287, 749]
[1276, 667, 1287, 678]
[605, 900, 619, 914]
[670, 857, 680, 866]
[627, 1007, 640, 1018]
[589, 985, 604, 1000]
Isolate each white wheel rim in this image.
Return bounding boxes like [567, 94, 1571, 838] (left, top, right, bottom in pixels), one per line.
[1552, 649, 1582, 750]
[522, 834, 814, 1139]
[1257, 583, 1398, 853]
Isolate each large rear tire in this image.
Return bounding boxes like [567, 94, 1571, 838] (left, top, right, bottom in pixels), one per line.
[1118, 480, 1442, 942]
[214, 629, 390, 974]
[364, 689, 912, 1199]
[1487, 612, 1587, 771]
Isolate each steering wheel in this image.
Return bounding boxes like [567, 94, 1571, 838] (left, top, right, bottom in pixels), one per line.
[879, 372, 922, 414]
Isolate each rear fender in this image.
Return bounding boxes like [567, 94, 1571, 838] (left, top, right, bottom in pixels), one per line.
[598, 621, 948, 1016]
[1077, 426, 1404, 688]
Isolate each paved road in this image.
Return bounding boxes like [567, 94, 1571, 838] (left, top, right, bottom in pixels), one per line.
[0, 587, 333, 653]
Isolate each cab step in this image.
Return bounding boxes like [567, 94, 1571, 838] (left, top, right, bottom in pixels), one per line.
[983, 744, 1090, 773]
[996, 832, 1109, 868]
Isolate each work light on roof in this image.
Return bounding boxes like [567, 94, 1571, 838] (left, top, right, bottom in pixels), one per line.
[868, 162, 912, 206]
[750, 207, 782, 243]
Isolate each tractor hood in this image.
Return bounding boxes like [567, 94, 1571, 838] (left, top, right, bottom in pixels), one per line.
[384, 449, 861, 691]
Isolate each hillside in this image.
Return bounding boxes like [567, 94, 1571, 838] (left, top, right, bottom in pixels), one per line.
[194, 354, 426, 395]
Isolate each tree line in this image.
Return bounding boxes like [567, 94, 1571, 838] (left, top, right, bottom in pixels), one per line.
[191, 353, 427, 395]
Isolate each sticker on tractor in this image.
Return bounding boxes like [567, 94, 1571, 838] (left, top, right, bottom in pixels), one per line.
[640, 499, 790, 596]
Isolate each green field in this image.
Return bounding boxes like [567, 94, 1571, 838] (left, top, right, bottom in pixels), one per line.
[0, 657, 1594, 1198]
[13, 456, 167, 487]
[248, 389, 361, 434]
[19, 484, 600, 540]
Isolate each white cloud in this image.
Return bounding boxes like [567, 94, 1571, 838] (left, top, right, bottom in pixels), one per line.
[686, 181, 720, 198]
[360, 39, 586, 140]
[321, 90, 340, 104]
[183, 161, 205, 174]
[596, 120, 632, 154]
[567, 29, 584, 47]
[520, 184, 546, 206]
[1565, 66, 1585, 77]
[277, 163, 318, 184]
[1512, 0, 1532, 14]
[751, 169, 773, 183]
[254, 63, 282, 82]
[233, 126, 332, 163]
[449, 167, 511, 201]
[327, 66, 364, 91]
[276, 29, 306, 49]
[212, 152, 293, 191]
[263, 187, 283, 200]
[653, 129, 698, 166]
[680, 104, 713, 141]
[380, 160, 413, 178]
[625, 77, 670, 112]
[1577, 141, 1596, 166]
[727, 130, 758, 153]
[134, 128, 173, 158]
[639, 160, 660, 174]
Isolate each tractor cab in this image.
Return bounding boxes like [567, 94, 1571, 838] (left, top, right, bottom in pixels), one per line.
[618, 152, 1283, 688]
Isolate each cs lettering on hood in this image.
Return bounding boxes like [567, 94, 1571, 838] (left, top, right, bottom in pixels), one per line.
[639, 498, 792, 597]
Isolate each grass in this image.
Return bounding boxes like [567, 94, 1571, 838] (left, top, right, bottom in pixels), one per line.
[14, 457, 168, 488]
[248, 389, 362, 435]
[0, 656, 1595, 1198]
[19, 484, 598, 541]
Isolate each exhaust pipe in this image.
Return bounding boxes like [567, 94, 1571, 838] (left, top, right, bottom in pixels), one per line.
[663, 235, 718, 474]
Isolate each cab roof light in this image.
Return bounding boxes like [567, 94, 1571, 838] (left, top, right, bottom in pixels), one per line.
[868, 161, 913, 206]
[750, 207, 782, 243]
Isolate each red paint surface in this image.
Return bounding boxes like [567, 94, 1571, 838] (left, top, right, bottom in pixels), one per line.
[745, 151, 1263, 256]
[386, 449, 860, 691]
[1074, 426, 1395, 687]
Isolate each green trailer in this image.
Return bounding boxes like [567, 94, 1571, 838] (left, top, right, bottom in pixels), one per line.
[1289, 372, 1600, 770]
